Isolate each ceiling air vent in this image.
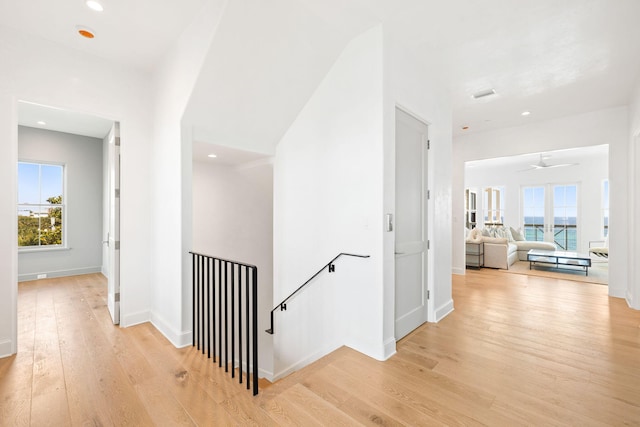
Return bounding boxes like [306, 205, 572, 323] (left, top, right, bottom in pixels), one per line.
[472, 89, 496, 99]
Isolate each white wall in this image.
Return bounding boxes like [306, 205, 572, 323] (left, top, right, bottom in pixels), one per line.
[192, 159, 274, 377]
[18, 127, 103, 281]
[150, 0, 227, 347]
[453, 107, 629, 299]
[464, 147, 609, 253]
[0, 26, 153, 357]
[273, 25, 384, 379]
[628, 82, 640, 309]
[383, 34, 454, 338]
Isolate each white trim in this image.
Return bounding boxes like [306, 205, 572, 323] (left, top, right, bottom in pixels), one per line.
[121, 310, 150, 328]
[18, 246, 71, 253]
[434, 299, 454, 322]
[452, 267, 465, 275]
[272, 342, 342, 382]
[382, 337, 397, 360]
[625, 289, 634, 309]
[18, 266, 102, 282]
[0, 339, 13, 358]
[150, 311, 192, 348]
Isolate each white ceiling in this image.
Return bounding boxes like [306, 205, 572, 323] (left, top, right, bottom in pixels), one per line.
[465, 144, 609, 170]
[192, 140, 271, 166]
[18, 101, 113, 139]
[0, 0, 207, 72]
[5, 0, 640, 142]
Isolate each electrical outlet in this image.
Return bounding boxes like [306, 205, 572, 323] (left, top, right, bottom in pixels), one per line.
[37, 274, 47, 279]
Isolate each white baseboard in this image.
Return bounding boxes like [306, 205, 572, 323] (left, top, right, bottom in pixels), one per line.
[272, 343, 342, 382]
[18, 266, 102, 282]
[435, 298, 454, 322]
[0, 339, 14, 358]
[150, 312, 192, 348]
[452, 267, 465, 275]
[626, 289, 639, 310]
[121, 310, 151, 328]
[382, 337, 396, 360]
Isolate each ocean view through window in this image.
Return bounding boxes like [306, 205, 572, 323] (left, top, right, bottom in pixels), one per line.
[522, 184, 578, 251]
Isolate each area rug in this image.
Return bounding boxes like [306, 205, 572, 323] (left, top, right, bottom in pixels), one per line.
[499, 260, 608, 285]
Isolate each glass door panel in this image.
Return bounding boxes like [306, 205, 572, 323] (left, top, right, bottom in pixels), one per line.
[523, 186, 545, 241]
[522, 184, 578, 250]
[553, 184, 577, 250]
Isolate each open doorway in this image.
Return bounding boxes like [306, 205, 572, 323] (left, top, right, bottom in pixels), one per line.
[16, 101, 120, 323]
[191, 141, 274, 377]
[464, 145, 609, 285]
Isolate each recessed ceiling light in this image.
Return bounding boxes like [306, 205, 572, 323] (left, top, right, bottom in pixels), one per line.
[86, 0, 104, 12]
[208, 154, 217, 158]
[522, 111, 531, 116]
[76, 25, 96, 39]
[37, 121, 46, 126]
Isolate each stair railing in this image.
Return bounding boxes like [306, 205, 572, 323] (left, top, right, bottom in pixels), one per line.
[189, 251, 259, 395]
[265, 253, 370, 335]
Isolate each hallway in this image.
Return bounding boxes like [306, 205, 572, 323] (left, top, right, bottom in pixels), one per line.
[1, 271, 639, 425]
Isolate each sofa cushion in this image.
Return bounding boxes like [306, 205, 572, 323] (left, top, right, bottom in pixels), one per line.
[515, 241, 556, 252]
[484, 225, 515, 242]
[483, 236, 508, 244]
[510, 226, 525, 241]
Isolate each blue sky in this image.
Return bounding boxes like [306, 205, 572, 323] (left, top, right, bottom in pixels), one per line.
[18, 162, 63, 205]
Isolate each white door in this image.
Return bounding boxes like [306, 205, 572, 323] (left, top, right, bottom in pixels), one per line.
[395, 108, 428, 340]
[107, 123, 121, 324]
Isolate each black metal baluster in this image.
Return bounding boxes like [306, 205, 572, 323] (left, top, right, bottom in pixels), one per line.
[196, 255, 200, 350]
[200, 255, 205, 355]
[212, 258, 216, 363]
[231, 263, 235, 378]
[224, 261, 229, 372]
[246, 265, 250, 390]
[252, 266, 258, 396]
[218, 258, 222, 368]
[191, 254, 195, 347]
[206, 257, 210, 359]
[238, 265, 243, 384]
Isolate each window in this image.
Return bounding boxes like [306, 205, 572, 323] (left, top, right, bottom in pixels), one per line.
[483, 186, 504, 224]
[522, 184, 578, 250]
[523, 186, 545, 241]
[553, 184, 577, 251]
[18, 162, 64, 248]
[602, 179, 609, 238]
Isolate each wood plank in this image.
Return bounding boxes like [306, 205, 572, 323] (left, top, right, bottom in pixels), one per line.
[3, 271, 640, 426]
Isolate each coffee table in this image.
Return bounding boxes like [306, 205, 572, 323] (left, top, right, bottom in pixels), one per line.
[527, 249, 592, 276]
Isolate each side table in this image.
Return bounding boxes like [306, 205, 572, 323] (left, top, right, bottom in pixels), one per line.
[465, 242, 484, 268]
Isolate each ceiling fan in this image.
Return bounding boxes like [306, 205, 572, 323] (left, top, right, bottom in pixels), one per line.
[519, 154, 578, 172]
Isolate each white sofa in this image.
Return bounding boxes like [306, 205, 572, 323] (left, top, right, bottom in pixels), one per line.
[484, 237, 518, 269]
[466, 225, 556, 269]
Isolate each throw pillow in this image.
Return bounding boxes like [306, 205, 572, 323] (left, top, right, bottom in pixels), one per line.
[493, 225, 514, 242]
[510, 226, 525, 241]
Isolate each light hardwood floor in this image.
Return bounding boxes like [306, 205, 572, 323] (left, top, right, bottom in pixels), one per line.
[1, 271, 639, 426]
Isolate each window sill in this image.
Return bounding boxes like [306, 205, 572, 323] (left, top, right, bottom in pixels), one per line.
[19, 246, 71, 254]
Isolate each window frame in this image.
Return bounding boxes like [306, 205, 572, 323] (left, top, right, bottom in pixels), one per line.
[17, 160, 67, 251]
[483, 186, 505, 225]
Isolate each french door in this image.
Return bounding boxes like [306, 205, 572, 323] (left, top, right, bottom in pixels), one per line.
[522, 184, 578, 251]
